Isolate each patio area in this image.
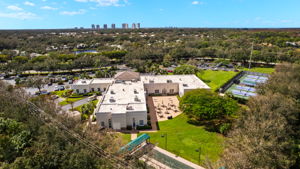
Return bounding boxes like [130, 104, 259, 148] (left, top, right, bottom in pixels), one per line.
[152, 96, 182, 121]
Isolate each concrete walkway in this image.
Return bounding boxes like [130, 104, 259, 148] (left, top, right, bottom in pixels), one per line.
[154, 146, 205, 169]
[61, 97, 90, 111]
[131, 133, 137, 140]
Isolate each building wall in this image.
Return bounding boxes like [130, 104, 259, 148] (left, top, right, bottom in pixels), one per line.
[126, 111, 147, 127]
[72, 83, 110, 93]
[71, 84, 90, 94]
[111, 113, 127, 130]
[144, 83, 179, 95]
[96, 112, 111, 128]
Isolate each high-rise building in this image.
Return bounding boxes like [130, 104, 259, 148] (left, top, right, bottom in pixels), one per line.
[132, 23, 136, 29]
[122, 23, 128, 29]
[91, 24, 95, 29]
[96, 24, 100, 30]
[103, 24, 108, 29]
[111, 24, 116, 29]
[137, 23, 141, 29]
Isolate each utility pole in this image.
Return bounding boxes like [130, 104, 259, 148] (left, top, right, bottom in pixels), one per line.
[161, 133, 167, 150]
[195, 147, 201, 164]
[248, 42, 254, 69]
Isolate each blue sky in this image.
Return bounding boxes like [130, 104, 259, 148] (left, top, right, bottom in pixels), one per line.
[0, 0, 299, 29]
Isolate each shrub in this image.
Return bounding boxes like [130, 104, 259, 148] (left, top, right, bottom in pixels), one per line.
[136, 125, 152, 130]
[219, 123, 231, 135]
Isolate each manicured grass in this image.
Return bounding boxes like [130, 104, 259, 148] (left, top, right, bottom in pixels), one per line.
[141, 114, 224, 165]
[197, 70, 238, 91]
[51, 90, 67, 97]
[59, 97, 85, 106]
[241, 67, 275, 74]
[119, 133, 131, 145]
[73, 99, 99, 112]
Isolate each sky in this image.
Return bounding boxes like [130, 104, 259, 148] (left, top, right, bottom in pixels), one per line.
[0, 0, 299, 29]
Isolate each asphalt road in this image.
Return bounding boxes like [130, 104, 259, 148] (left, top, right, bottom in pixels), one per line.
[61, 97, 90, 111]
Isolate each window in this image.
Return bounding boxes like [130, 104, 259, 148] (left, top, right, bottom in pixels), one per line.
[139, 120, 144, 126]
[155, 89, 159, 94]
[108, 119, 112, 128]
[91, 88, 94, 92]
[76, 89, 79, 93]
[170, 89, 174, 94]
[97, 88, 101, 91]
[104, 88, 106, 91]
[83, 89, 87, 93]
[101, 121, 105, 127]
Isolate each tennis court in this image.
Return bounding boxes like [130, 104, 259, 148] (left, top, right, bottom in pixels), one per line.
[225, 72, 269, 99]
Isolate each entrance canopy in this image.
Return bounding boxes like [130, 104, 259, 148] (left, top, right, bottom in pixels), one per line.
[120, 133, 150, 153]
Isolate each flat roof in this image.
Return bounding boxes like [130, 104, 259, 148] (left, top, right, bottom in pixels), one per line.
[73, 78, 114, 85]
[140, 74, 210, 90]
[97, 81, 147, 114]
[91, 78, 114, 84]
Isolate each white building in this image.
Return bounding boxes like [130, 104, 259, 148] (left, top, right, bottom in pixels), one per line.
[72, 78, 113, 94]
[72, 72, 210, 130]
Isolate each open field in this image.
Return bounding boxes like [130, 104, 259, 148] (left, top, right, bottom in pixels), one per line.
[241, 67, 275, 74]
[141, 114, 224, 165]
[197, 70, 238, 91]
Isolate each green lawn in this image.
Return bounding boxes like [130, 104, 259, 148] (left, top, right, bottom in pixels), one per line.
[141, 114, 224, 165]
[197, 70, 238, 91]
[241, 67, 275, 74]
[73, 99, 99, 112]
[119, 133, 131, 145]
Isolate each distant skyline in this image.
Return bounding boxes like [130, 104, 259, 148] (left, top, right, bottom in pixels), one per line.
[0, 0, 299, 29]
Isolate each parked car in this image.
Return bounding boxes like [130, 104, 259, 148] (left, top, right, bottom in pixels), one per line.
[68, 80, 73, 84]
[58, 86, 65, 91]
[54, 86, 59, 91]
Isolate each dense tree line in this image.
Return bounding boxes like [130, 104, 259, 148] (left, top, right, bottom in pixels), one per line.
[221, 63, 300, 169]
[0, 82, 139, 169]
[0, 29, 300, 73]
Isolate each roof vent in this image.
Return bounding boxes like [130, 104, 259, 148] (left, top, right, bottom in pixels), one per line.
[126, 105, 134, 110]
[134, 96, 141, 102]
[109, 97, 115, 103]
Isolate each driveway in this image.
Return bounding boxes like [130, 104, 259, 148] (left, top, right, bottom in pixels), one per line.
[61, 97, 90, 111]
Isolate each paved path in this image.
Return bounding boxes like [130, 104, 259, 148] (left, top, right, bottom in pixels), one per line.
[146, 96, 158, 130]
[153, 146, 205, 169]
[61, 97, 90, 111]
[131, 133, 137, 141]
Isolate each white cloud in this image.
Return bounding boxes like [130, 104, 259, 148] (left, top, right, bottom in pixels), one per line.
[0, 12, 37, 20]
[41, 6, 58, 10]
[7, 5, 23, 11]
[60, 9, 85, 16]
[24, 1, 35, 6]
[75, 0, 126, 7]
[192, 1, 203, 5]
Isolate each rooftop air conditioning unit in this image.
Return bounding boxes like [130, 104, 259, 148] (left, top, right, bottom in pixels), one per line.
[109, 97, 115, 102]
[110, 90, 115, 94]
[82, 80, 86, 83]
[134, 96, 140, 102]
[149, 80, 154, 83]
[183, 84, 188, 87]
[126, 106, 134, 110]
[167, 80, 172, 83]
[134, 89, 138, 94]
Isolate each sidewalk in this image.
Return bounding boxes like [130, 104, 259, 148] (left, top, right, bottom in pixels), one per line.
[154, 146, 205, 169]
